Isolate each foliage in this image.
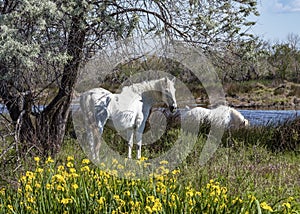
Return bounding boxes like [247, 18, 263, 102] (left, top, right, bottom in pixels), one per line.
[225, 117, 300, 152]
[0, 0, 260, 159]
[0, 155, 298, 213]
[217, 33, 300, 83]
[268, 38, 300, 82]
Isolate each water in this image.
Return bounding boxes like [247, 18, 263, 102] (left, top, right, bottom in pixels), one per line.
[1, 104, 299, 126]
[239, 109, 300, 126]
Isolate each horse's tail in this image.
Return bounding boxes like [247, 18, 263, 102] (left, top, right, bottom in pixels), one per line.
[80, 92, 95, 126]
[80, 91, 102, 162]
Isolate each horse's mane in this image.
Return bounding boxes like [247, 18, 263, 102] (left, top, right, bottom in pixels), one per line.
[121, 78, 163, 95]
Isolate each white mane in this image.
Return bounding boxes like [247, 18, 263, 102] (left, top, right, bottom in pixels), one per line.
[121, 78, 169, 95]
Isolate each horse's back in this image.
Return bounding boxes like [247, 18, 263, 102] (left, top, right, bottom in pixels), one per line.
[183, 107, 211, 121]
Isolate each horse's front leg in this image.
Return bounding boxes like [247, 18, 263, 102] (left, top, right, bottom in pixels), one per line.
[127, 129, 134, 159]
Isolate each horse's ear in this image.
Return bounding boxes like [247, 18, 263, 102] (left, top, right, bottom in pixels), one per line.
[171, 77, 176, 83]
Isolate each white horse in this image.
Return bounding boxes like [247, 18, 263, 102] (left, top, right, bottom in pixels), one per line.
[182, 105, 249, 129]
[80, 77, 177, 160]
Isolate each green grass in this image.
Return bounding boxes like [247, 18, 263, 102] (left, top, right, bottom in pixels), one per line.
[0, 150, 298, 213]
[0, 122, 300, 213]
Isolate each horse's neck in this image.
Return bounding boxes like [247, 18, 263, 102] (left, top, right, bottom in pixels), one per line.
[131, 79, 161, 94]
[120, 80, 162, 103]
[230, 109, 243, 122]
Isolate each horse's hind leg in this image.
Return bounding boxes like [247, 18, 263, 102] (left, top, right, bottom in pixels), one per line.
[127, 129, 134, 159]
[136, 131, 143, 159]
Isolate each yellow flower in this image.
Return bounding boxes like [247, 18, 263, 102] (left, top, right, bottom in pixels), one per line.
[186, 190, 194, 197]
[145, 205, 152, 213]
[248, 195, 256, 203]
[117, 164, 124, 170]
[112, 159, 118, 165]
[67, 156, 74, 162]
[27, 196, 35, 203]
[34, 168, 43, 175]
[82, 159, 90, 164]
[260, 202, 273, 212]
[72, 183, 79, 190]
[34, 157, 40, 163]
[124, 190, 130, 197]
[159, 160, 168, 165]
[52, 174, 65, 183]
[26, 206, 32, 211]
[140, 156, 148, 161]
[20, 176, 27, 183]
[7, 204, 13, 212]
[26, 171, 35, 179]
[57, 165, 65, 172]
[113, 195, 120, 200]
[69, 168, 76, 173]
[35, 183, 41, 189]
[171, 169, 180, 175]
[195, 191, 201, 197]
[69, 173, 79, 178]
[46, 156, 54, 164]
[56, 185, 65, 191]
[221, 186, 227, 194]
[152, 199, 162, 212]
[147, 195, 155, 203]
[61, 198, 72, 205]
[282, 202, 291, 209]
[46, 183, 51, 190]
[25, 184, 33, 192]
[97, 197, 106, 206]
[81, 165, 90, 172]
[171, 193, 178, 201]
[110, 169, 118, 177]
[232, 197, 243, 205]
[0, 188, 5, 196]
[189, 199, 195, 206]
[67, 162, 74, 168]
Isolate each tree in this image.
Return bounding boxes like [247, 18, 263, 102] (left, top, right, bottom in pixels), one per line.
[268, 36, 300, 82]
[0, 0, 259, 157]
[214, 38, 271, 82]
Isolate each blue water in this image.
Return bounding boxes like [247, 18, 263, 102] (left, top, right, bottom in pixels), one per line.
[1, 104, 299, 126]
[239, 109, 300, 126]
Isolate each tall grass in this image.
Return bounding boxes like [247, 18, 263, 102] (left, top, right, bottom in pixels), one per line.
[0, 117, 300, 213]
[0, 154, 298, 213]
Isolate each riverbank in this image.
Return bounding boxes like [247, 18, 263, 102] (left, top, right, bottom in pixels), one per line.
[224, 80, 300, 109]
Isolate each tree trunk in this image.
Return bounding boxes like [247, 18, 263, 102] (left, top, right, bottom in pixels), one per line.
[36, 13, 86, 155]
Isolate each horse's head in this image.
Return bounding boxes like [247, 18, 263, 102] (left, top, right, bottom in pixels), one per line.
[161, 77, 177, 113]
[230, 108, 250, 128]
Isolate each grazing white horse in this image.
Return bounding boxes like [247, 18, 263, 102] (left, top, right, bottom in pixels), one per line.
[80, 77, 177, 160]
[182, 105, 249, 129]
